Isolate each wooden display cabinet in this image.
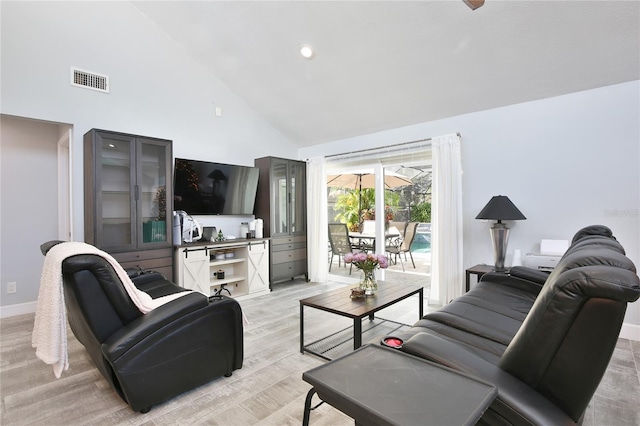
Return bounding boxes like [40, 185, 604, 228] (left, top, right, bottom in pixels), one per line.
[84, 129, 173, 278]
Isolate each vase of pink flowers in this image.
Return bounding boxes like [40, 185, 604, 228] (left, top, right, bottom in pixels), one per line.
[344, 252, 389, 295]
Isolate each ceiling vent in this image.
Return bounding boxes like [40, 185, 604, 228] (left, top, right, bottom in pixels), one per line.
[70, 67, 109, 93]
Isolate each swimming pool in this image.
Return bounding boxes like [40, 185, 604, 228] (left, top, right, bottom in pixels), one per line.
[411, 230, 431, 253]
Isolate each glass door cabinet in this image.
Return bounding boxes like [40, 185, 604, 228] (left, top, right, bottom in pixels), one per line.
[84, 129, 174, 278]
[254, 156, 308, 284]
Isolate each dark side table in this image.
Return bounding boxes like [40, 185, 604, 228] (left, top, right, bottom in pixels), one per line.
[302, 344, 497, 426]
[465, 264, 496, 292]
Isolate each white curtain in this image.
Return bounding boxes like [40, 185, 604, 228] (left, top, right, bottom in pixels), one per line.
[306, 157, 328, 283]
[431, 133, 463, 306]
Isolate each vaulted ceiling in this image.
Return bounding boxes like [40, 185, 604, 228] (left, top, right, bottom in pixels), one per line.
[131, 1, 640, 146]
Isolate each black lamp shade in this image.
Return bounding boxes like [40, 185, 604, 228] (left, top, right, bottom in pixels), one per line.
[476, 196, 526, 221]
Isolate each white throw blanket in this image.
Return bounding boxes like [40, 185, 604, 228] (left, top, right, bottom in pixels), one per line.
[32, 242, 191, 378]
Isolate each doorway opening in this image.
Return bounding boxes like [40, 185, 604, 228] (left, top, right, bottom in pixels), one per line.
[326, 161, 432, 288]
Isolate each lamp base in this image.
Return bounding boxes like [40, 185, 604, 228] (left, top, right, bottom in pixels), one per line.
[490, 222, 510, 272]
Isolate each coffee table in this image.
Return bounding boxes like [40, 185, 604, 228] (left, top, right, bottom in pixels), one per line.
[299, 281, 423, 359]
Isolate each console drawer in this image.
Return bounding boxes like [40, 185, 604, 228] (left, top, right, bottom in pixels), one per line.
[272, 260, 307, 280]
[272, 241, 306, 252]
[272, 248, 307, 264]
[113, 248, 173, 262]
[272, 236, 306, 246]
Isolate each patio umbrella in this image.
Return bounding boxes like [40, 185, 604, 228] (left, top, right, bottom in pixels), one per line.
[327, 169, 412, 190]
[327, 169, 413, 220]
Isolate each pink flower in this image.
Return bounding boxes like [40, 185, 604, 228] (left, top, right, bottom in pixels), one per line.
[377, 255, 389, 269]
[344, 252, 388, 271]
[354, 252, 368, 262]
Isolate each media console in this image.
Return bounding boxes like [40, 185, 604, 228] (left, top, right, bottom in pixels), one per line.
[174, 238, 270, 298]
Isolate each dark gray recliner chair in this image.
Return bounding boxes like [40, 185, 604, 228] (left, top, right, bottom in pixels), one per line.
[40, 241, 244, 413]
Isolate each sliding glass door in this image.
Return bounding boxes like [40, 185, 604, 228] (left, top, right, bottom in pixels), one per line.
[326, 158, 432, 283]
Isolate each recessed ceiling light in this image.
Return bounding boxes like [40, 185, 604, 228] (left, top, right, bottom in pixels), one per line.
[300, 44, 314, 59]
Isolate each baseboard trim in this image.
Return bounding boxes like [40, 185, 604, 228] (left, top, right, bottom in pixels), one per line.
[619, 323, 640, 342]
[0, 301, 37, 319]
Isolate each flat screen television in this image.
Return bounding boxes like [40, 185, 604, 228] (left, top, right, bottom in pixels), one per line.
[173, 158, 260, 215]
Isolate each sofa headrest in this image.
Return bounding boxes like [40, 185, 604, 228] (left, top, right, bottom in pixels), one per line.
[548, 231, 639, 299]
[62, 254, 143, 326]
[560, 246, 634, 273]
[40, 240, 65, 256]
[544, 244, 636, 289]
[570, 225, 614, 244]
[566, 237, 626, 256]
[563, 226, 623, 259]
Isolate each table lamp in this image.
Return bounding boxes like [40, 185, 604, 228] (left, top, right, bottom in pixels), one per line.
[475, 195, 526, 272]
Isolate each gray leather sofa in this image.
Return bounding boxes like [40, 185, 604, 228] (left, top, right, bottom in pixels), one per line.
[389, 225, 640, 425]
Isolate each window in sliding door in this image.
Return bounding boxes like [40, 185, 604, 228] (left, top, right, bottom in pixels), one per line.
[325, 143, 432, 282]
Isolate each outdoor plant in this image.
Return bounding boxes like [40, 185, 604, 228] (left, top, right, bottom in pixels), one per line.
[333, 189, 375, 230]
[411, 201, 431, 223]
[361, 205, 395, 226]
[333, 189, 400, 231]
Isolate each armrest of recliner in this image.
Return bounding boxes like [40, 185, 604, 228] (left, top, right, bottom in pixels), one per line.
[509, 266, 550, 285]
[125, 268, 145, 279]
[401, 332, 576, 425]
[129, 271, 168, 286]
[102, 292, 211, 360]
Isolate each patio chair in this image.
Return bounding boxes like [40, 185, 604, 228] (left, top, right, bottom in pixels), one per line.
[361, 220, 376, 234]
[353, 220, 376, 252]
[328, 223, 356, 273]
[388, 220, 407, 248]
[386, 222, 418, 271]
[389, 220, 407, 237]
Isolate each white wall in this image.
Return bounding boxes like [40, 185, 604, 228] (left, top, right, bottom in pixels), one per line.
[0, 1, 296, 313]
[300, 81, 640, 333]
[0, 0, 296, 240]
[0, 116, 61, 307]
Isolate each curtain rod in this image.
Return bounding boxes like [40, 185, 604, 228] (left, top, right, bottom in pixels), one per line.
[324, 133, 461, 160]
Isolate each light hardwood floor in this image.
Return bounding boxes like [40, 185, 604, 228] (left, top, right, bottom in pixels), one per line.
[1, 279, 639, 425]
